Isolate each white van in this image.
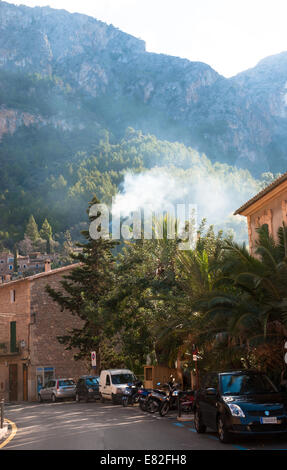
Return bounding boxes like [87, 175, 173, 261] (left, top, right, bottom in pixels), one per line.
[99, 369, 136, 403]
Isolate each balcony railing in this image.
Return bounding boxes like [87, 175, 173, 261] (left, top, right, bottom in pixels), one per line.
[0, 341, 20, 356]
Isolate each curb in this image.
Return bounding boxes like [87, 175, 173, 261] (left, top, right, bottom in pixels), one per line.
[177, 415, 194, 421]
[0, 419, 17, 449]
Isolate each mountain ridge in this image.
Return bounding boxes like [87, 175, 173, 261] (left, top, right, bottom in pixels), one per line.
[1, 1, 287, 176]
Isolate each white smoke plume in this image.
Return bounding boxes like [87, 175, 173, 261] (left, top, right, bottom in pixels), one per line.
[112, 165, 261, 243]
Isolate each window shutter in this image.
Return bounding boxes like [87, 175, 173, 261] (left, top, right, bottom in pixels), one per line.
[10, 321, 17, 353]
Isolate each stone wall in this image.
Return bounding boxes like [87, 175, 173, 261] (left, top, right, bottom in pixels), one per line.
[29, 268, 89, 400]
[0, 278, 30, 401]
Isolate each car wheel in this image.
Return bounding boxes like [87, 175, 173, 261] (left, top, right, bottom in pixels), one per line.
[217, 415, 231, 443]
[112, 393, 118, 405]
[38, 394, 43, 403]
[100, 394, 105, 403]
[51, 394, 57, 403]
[194, 407, 206, 433]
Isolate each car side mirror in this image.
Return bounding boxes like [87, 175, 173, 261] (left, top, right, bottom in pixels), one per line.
[206, 387, 217, 396]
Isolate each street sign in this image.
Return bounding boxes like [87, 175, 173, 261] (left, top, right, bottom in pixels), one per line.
[91, 351, 96, 367]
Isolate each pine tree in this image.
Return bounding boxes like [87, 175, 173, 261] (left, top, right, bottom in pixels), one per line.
[39, 218, 53, 254]
[39, 218, 53, 241]
[46, 197, 118, 374]
[13, 246, 18, 273]
[25, 215, 39, 242]
[61, 230, 74, 264]
[46, 236, 52, 255]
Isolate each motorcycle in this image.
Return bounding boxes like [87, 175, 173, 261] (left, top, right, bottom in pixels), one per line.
[145, 382, 170, 414]
[160, 388, 195, 416]
[178, 390, 195, 414]
[159, 381, 181, 416]
[122, 381, 142, 407]
[138, 387, 153, 411]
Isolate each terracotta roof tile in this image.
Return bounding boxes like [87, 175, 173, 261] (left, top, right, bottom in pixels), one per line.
[234, 171, 287, 215]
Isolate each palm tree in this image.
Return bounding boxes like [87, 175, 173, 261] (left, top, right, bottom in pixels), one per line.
[197, 223, 287, 381]
[154, 224, 226, 380]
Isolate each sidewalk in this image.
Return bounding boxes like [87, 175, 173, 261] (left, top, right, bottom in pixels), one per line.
[0, 422, 8, 441]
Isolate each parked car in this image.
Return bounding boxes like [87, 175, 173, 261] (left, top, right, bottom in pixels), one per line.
[38, 378, 76, 402]
[99, 369, 136, 404]
[194, 370, 287, 443]
[75, 375, 100, 402]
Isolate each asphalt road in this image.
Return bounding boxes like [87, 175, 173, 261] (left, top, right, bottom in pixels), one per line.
[2, 401, 287, 451]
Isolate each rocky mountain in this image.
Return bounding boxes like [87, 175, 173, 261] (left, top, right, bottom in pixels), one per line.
[2, 2, 287, 175]
[3, 2, 287, 246]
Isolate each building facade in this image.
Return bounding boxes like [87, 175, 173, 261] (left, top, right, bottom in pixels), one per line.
[0, 264, 89, 402]
[235, 172, 287, 254]
[0, 251, 57, 281]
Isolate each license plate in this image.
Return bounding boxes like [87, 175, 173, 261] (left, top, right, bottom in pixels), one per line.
[260, 417, 278, 424]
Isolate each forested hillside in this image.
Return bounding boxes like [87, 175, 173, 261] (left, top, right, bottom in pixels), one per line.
[0, 121, 276, 248]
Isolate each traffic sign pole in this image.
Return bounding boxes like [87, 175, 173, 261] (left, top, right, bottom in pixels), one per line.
[91, 351, 97, 368]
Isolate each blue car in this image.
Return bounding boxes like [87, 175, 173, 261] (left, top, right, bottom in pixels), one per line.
[194, 370, 287, 443]
[75, 375, 100, 402]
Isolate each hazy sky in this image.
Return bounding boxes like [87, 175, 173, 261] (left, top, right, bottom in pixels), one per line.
[4, 0, 287, 77]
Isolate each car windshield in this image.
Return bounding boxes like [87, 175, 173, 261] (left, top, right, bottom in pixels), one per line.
[58, 380, 75, 386]
[86, 377, 99, 386]
[221, 373, 278, 395]
[111, 374, 135, 385]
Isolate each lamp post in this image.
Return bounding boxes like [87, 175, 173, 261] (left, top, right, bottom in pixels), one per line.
[192, 345, 199, 390]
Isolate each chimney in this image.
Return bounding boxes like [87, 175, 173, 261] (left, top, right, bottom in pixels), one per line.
[44, 259, 51, 273]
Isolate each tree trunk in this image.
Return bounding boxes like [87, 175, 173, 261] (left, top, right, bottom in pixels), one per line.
[176, 349, 183, 387]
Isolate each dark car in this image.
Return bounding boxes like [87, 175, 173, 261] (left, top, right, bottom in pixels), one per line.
[194, 370, 287, 443]
[75, 375, 100, 402]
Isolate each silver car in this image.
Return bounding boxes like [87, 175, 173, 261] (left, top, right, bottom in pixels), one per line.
[38, 378, 76, 402]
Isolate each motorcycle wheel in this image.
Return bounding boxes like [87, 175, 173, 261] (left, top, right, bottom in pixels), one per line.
[159, 401, 170, 417]
[181, 402, 193, 413]
[122, 397, 128, 407]
[147, 398, 159, 413]
[139, 400, 147, 411]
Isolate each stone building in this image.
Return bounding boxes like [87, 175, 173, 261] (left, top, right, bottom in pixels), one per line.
[235, 172, 287, 254]
[0, 262, 89, 402]
[0, 251, 57, 281]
